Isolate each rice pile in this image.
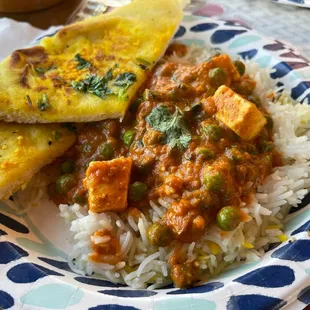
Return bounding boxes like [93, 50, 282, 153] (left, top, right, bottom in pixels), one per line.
[57, 47, 310, 289]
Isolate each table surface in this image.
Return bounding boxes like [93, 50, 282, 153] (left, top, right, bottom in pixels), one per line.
[0, 0, 86, 29]
[0, 1, 309, 309]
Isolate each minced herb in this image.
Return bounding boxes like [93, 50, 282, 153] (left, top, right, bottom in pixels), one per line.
[71, 67, 115, 99]
[35, 65, 57, 74]
[146, 105, 191, 149]
[54, 131, 62, 141]
[114, 72, 136, 89]
[136, 58, 151, 66]
[74, 53, 92, 70]
[35, 67, 45, 74]
[26, 95, 33, 108]
[36, 93, 50, 111]
[136, 58, 151, 70]
[71, 74, 113, 99]
[114, 72, 137, 100]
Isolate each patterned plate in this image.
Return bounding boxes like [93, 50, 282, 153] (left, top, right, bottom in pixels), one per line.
[0, 15, 310, 310]
[272, 0, 310, 8]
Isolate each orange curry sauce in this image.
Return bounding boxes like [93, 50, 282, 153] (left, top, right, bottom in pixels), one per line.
[48, 44, 280, 288]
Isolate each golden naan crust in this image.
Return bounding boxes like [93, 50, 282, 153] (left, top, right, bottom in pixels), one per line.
[0, 0, 183, 123]
[0, 123, 75, 199]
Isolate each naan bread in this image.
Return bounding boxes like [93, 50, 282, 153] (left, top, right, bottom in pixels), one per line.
[0, 123, 75, 199]
[0, 0, 183, 123]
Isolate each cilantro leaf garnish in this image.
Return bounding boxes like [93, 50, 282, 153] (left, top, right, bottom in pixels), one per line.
[114, 72, 136, 89]
[36, 93, 50, 111]
[71, 73, 113, 99]
[74, 53, 92, 70]
[146, 105, 191, 149]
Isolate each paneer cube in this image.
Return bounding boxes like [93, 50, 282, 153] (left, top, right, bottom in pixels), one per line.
[83, 157, 132, 213]
[213, 85, 266, 140]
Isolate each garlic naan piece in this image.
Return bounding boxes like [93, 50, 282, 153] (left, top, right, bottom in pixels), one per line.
[0, 123, 75, 199]
[0, 0, 183, 123]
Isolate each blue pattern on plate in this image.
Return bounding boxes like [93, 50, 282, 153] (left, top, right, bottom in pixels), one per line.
[174, 26, 186, 39]
[270, 62, 292, 79]
[7, 262, 63, 283]
[291, 82, 310, 101]
[289, 0, 305, 3]
[38, 257, 74, 273]
[0, 229, 7, 236]
[211, 30, 247, 44]
[89, 306, 139, 310]
[233, 265, 295, 287]
[0, 241, 28, 264]
[298, 286, 310, 304]
[0, 212, 29, 234]
[20, 283, 84, 309]
[167, 282, 224, 295]
[291, 220, 310, 236]
[271, 240, 310, 261]
[75, 276, 126, 287]
[0, 290, 14, 309]
[99, 289, 157, 298]
[238, 49, 258, 60]
[190, 23, 218, 32]
[227, 294, 286, 310]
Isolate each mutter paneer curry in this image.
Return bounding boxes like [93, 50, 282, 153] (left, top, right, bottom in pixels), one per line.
[48, 44, 279, 288]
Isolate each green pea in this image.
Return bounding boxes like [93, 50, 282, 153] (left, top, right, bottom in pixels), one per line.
[129, 97, 143, 113]
[259, 141, 274, 153]
[191, 102, 202, 114]
[195, 147, 215, 160]
[136, 156, 155, 175]
[209, 67, 227, 87]
[203, 171, 223, 191]
[233, 60, 246, 76]
[202, 124, 222, 141]
[55, 174, 75, 194]
[98, 142, 114, 160]
[242, 143, 258, 155]
[60, 159, 74, 174]
[216, 206, 241, 231]
[129, 181, 148, 201]
[72, 192, 87, 205]
[225, 147, 244, 163]
[147, 222, 172, 246]
[264, 114, 274, 130]
[122, 129, 136, 147]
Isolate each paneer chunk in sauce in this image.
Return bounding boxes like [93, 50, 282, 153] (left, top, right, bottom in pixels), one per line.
[83, 157, 132, 213]
[213, 85, 267, 140]
[48, 44, 280, 288]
